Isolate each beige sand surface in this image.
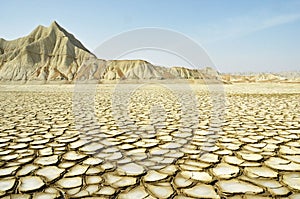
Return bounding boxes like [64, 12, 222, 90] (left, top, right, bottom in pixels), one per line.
[0, 83, 299, 198]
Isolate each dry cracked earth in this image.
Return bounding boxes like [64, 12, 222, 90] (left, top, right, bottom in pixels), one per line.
[0, 83, 299, 199]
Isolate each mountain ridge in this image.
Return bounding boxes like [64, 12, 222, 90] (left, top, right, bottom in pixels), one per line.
[0, 21, 298, 84]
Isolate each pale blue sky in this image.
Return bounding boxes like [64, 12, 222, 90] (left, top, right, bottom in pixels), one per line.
[1, 0, 300, 72]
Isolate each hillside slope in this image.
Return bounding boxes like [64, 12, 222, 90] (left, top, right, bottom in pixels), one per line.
[0, 22, 221, 83]
[0, 21, 95, 82]
[2, 22, 296, 84]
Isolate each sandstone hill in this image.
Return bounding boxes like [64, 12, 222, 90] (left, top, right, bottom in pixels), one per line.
[0, 21, 95, 82]
[0, 21, 221, 83]
[75, 59, 220, 82]
[0, 21, 220, 83]
[0, 22, 298, 84]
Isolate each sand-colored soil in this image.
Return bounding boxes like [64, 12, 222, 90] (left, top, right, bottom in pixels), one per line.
[0, 83, 299, 198]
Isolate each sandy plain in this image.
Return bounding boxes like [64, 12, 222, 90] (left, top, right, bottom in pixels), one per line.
[0, 83, 299, 198]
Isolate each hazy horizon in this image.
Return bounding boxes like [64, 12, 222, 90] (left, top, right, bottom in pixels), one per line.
[1, 0, 299, 73]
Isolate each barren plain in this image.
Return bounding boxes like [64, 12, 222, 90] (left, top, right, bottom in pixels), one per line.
[0, 83, 299, 199]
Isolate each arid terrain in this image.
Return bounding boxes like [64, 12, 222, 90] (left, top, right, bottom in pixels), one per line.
[0, 21, 299, 199]
[0, 83, 299, 198]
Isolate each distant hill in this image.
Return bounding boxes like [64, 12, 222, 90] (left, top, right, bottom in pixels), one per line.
[0, 22, 298, 84]
[221, 71, 300, 83]
[75, 59, 220, 82]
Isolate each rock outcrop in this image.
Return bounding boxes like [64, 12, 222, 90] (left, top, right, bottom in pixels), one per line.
[0, 21, 94, 82]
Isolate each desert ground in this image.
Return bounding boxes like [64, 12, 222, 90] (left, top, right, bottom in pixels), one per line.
[0, 83, 299, 199]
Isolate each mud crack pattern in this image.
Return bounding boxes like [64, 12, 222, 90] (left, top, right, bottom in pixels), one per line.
[0, 84, 299, 199]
